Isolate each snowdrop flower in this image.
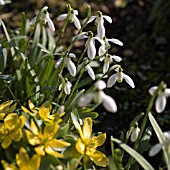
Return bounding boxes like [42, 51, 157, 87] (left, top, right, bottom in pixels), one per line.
[149, 84, 170, 113]
[100, 54, 122, 74]
[0, 0, 5, 5]
[57, 9, 81, 30]
[78, 60, 95, 80]
[81, 31, 103, 60]
[86, 11, 112, 39]
[30, 12, 55, 32]
[55, 53, 76, 77]
[99, 36, 123, 56]
[149, 131, 170, 157]
[78, 80, 117, 113]
[59, 79, 72, 95]
[130, 126, 140, 142]
[107, 67, 135, 88]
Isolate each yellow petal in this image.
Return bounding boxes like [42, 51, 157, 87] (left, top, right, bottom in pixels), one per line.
[16, 147, 29, 168]
[12, 129, 23, 142]
[75, 138, 85, 155]
[0, 113, 5, 120]
[89, 150, 109, 167]
[45, 145, 63, 158]
[28, 100, 36, 112]
[21, 106, 34, 116]
[0, 100, 17, 114]
[35, 145, 45, 156]
[83, 117, 92, 141]
[48, 138, 70, 148]
[38, 101, 52, 119]
[30, 119, 39, 136]
[30, 154, 41, 170]
[1, 160, 18, 170]
[1, 136, 12, 149]
[91, 133, 106, 147]
[4, 113, 18, 131]
[25, 130, 40, 145]
[43, 121, 59, 137]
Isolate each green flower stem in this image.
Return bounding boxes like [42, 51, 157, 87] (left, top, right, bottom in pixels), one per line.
[126, 82, 164, 169]
[53, 5, 71, 54]
[76, 46, 88, 67]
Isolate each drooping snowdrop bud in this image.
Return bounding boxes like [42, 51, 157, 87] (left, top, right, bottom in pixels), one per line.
[149, 131, 170, 157]
[57, 9, 81, 30]
[107, 67, 135, 88]
[149, 83, 170, 113]
[0, 0, 5, 5]
[45, 12, 55, 32]
[130, 124, 140, 142]
[95, 80, 106, 90]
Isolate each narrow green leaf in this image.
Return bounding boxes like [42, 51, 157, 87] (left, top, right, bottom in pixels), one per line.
[112, 137, 154, 170]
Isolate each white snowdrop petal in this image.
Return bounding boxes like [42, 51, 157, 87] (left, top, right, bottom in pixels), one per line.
[95, 80, 106, 90]
[73, 15, 81, 30]
[67, 58, 76, 77]
[71, 112, 81, 130]
[64, 82, 72, 95]
[30, 16, 37, 25]
[58, 84, 63, 91]
[86, 65, 95, 80]
[155, 94, 167, 113]
[130, 127, 140, 142]
[87, 39, 96, 60]
[163, 131, 170, 140]
[123, 73, 135, 88]
[0, 0, 5, 5]
[57, 14, 67, 21]
[69, 53, 76, 58]
[74, 10, 78, 15]
[46, 13, 55, 32]
[97, 17, 105, 39]
[78, 93, 93, 107]
[57, 105, 65, 114]
[149, 143, 162, 157]
[102, 95, 117, 113]
[103, 60, 110, 74]
[107, 38, 123, 46]
[149, 86, 158, 95]
[107, 74, 118, 88]
[86, 16, 96, 24]
[99, 45, 106, 56]
[111, 55, 122, 62]
[55, 58, 63, 68]
[165, 89, 170, 97]
[103, 15, 112, 23]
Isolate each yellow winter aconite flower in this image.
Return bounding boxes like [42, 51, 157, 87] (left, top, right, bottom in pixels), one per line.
[25, 119, 70, 157]
[1, 147, 41, 170]
[21, 100, 36, 117]
[0, 100, 17, 119]
[74, 117, 109, 167]
[0, 113, 25, 149]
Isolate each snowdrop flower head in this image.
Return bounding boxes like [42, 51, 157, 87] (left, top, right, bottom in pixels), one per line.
[149, 131, 170, 157]
[59, 79, 72, 95]
[87, 11, 112, 39]
[130, 123, 140, 142]
[102, 54, 122, 74]
[99, 36, 123, 56]
[0, 0, 5, 5]
[149, 82, 170, 113]
[83, 31, 104, 60]
[57, 9, 81, 30]
[95, 80, 106, 90]
[85, 64, 95, 80]
[107, 67, 135, 88]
